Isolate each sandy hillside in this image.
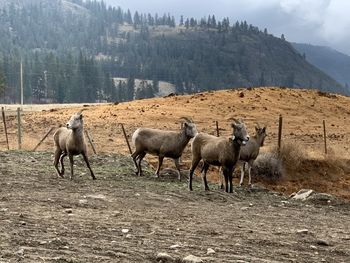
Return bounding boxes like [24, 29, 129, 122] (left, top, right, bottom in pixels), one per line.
[1, 87, 350, 198]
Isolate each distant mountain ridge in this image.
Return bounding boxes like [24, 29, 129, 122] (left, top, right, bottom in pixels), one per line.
[292, 43, 350, 90]
[0, 0, 347, 105]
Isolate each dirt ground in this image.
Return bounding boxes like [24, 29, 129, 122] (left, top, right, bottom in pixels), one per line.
[0, 151, 349, 263]
[0, 87, 349, 199]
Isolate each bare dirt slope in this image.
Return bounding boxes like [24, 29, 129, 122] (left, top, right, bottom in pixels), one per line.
[1, 87, 350, 199]
[0, 151, 349, 263]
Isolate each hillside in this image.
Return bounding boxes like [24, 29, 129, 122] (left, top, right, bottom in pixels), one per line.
[0, 0, 347, 105]
[293, 43, 350, 89]
[1, 87, 350, 199]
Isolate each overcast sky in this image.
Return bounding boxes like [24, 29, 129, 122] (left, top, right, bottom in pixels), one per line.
[104, 0, 350, 56]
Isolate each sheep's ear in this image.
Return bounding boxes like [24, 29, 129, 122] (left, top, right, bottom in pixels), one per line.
[231, 123, 238, 129]
[232, 118, 240, 124]
[184, 122, 188, 127]
[262, 127, 266, 133]
[79, 114, 83, 119]
[255, 126, 259, 132]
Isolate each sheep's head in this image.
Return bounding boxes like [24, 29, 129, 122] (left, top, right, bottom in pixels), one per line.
[255, 124, 267, 146]
[66, 112, 84, 130]
[231, 118, 249, 145]
[180, 117, 198, 138]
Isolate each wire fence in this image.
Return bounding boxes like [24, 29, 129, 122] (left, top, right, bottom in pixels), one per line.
[0, 107, 349, 161]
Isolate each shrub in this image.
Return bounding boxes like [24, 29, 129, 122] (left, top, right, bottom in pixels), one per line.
[252, 152, 284, 182]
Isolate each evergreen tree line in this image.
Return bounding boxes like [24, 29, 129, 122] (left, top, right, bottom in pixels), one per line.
[0, 0, 345, 103]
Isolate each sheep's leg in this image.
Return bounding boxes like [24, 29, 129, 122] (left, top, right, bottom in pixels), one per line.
[82, 152, 96, 180]
[201, 162, 210, 191]
[155, 156, 164, 177]
[54, 148, 64, 178]
[219, 167, 224, 190]
[247, 160, 253, 187]
[131, 151, 140, 175]
[189, 158, 201, 191]
[59, 152, 67, 177]
[239, 162, 246, 186]
[223, 167, 229, 193]
[174, 158, 181, 180]
[137, 152, 146, 176]
[228, 168, 234, 193]
[68, 154, 74, 180]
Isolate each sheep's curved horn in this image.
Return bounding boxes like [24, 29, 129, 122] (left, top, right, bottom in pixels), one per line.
[180, 117, 193, 123]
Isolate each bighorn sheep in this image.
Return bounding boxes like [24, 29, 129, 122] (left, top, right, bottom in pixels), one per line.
[238, 124, 267, 186]
[189, 119, 249, 193]
[53, 111, 96, 180]
[219, 124, 267, 188]
[131, 117, 198, 179]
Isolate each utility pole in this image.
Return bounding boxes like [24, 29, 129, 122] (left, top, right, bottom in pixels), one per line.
[20, 60, 23, 107]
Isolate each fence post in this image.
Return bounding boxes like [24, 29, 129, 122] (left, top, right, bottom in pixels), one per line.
[120, 123, 132, 155]
[17, 107, 22, 150]
[1, 107, 9, 150]
[85, 129, 97, 154]
[323, 120, 327, 154]
[278, 115, 283, 151]
[32, 127, 54, 151]
[215, 121, 220, 137]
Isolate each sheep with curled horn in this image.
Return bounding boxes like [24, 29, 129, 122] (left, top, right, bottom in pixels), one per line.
[189, 118, 249, 193]
[131, 117, 198, 180]
[53, 110, 95, 180]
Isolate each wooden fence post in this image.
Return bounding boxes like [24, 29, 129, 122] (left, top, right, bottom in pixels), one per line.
[17, 107, 22, 150]
[1, 107, 9, 150]
[278, 115, 283, 151]
[120, 123, 132, 155]
[323, 120, 327, 154]
[215, 121, 220, 137]
[32, 127, 54, 151]
[85, 129, 97, 154]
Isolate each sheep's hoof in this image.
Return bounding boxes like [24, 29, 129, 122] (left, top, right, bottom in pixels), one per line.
[205, 187, 210, 191]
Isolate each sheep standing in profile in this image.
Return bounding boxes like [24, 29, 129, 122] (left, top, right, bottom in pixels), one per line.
[189, 119, 249, 193]
[53, 111, 96, 180]
[131, 117, 198, 180]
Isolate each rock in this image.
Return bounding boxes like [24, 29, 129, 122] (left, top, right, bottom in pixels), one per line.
[292, 189, 314, 201]
[87, 194, 106, 200]
[296, 229, 309, 234]
[316, 239, 331, 246]
[122, 229, 129, 233]
[183, 255, 203, 263]
[79, 199, 88, 204]
[64, 209, 73, 214]
[307, 193, 337, 205]
[241, 207, 249, 211]
[170, 244, 181, 249]
[20, 221, 26, 226]
[156, 252, 175, 262]
[15, 248, 24, 256]
[207, 248, 215, 255]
